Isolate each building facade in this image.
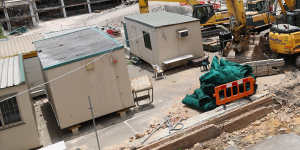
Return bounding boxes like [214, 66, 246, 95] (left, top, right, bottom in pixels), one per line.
[124, 12, 204, 70]
[0, 55, 40, 150]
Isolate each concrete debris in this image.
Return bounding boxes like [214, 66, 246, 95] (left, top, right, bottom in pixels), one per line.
[243, 59, 285, 77]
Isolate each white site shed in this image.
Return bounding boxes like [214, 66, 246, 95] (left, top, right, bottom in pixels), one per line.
[0, 55, 40, 150]
[124, 12, 204, 70]
[34, 27, 134, 129]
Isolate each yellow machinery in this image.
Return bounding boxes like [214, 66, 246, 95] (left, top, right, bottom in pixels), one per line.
[268, 0, 300, 65]
[224, 0, 274, 41]
[138, 0, 230, 27]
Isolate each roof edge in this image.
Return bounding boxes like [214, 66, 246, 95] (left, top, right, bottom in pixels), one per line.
[124, 16, 199, 28]
[18, 54, 25, 84]
[35, 26, 122, 46]
[43, 45, 124, 70]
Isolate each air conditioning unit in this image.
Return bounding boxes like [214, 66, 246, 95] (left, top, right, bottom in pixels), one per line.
[177, 29, 189, 38]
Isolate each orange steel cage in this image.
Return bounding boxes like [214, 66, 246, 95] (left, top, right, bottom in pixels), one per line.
[214, 77, 255, 106]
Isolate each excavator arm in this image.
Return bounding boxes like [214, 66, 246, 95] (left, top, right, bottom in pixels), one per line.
[277, 0, 296, 14]
[224, 0, 246, 41]
[285, 0, 296, 10]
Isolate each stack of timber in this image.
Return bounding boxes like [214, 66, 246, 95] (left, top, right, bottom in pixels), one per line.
[242, 59, 285, 77]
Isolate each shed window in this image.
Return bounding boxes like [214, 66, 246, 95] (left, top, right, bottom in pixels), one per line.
[0, 95, 21, 128]
[143, 31, 152, 50]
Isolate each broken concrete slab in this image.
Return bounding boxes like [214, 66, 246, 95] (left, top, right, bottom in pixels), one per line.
[247, 133, 300, 150]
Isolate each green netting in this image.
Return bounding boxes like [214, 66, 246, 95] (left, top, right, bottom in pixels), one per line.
[182, 56, 255, 111]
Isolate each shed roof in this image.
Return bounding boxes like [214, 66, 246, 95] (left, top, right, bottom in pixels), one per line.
[34, 27, 123, 70]
[124, 11, 199, 28]
[0, 34, 43, 58]
[0, 55, 25, 89]
[43, 26, 96, 39]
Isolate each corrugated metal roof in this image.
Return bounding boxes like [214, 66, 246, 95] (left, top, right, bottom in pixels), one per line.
[124, 11, 199, 28]
[0, 34, 43, 58]
[0, 55, 25, 89]
[35, 27, 123, 70]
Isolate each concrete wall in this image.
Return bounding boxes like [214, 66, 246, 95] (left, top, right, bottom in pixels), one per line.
[125, 19, 204, 67]
[45, 49, 134, 129]
[24, 57, 46, 97]
[0, 84, 40, 150]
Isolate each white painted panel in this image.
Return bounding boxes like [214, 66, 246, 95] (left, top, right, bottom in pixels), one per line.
[7, 57, 14, 87]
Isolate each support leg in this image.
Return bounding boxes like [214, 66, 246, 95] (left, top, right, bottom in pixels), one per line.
[60, 0, 67, 18]
[32, 1, 39, 23]
[3, 8, 11, 32]
[87, 0, 92, 13]
[28, 0, 38, 26]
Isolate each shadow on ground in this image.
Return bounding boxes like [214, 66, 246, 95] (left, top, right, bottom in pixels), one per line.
[36, 98, 155, 144]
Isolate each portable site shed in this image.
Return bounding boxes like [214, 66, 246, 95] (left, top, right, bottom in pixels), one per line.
[0, 34, 45, 97]
[34, 27, 134, 129]
[124, 12, 204, 70]
[0, 55, 40, 150]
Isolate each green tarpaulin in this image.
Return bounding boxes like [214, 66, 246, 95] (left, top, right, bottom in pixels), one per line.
[182, 56, 255, 111]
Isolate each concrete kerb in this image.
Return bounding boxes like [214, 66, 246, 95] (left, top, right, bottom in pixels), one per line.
[222, 106, 273, 133]
[138, 95, 274, 150]
[154, 125, 222, 150]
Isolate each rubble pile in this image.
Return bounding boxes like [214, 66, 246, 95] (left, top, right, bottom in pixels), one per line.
[188, 106, 300, 150]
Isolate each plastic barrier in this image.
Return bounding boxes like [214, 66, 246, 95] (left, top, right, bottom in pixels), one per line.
[214, 77, 255, 106]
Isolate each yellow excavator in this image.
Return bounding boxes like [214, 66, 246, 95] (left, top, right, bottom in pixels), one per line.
[268, 0, 300, 65]
[222, 0, 275, 42]
[138, 0, 230, 27]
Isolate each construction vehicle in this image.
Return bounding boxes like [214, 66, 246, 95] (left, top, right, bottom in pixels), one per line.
[218, 0, 280, 62]
[268, 0, 300, 65]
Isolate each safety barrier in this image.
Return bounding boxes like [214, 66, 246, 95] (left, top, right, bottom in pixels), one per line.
[214, 77, 255, 106]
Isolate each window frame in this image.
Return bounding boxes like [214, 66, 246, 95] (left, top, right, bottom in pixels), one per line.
[0, 93, 23, 130]
[142, 31, 152, 50]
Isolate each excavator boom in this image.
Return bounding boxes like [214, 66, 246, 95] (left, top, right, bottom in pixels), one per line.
[225, 0, 246, 31]
[277, 0, 296, 14]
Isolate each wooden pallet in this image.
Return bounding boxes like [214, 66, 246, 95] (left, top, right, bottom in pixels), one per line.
[69, 125, 81, 135]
